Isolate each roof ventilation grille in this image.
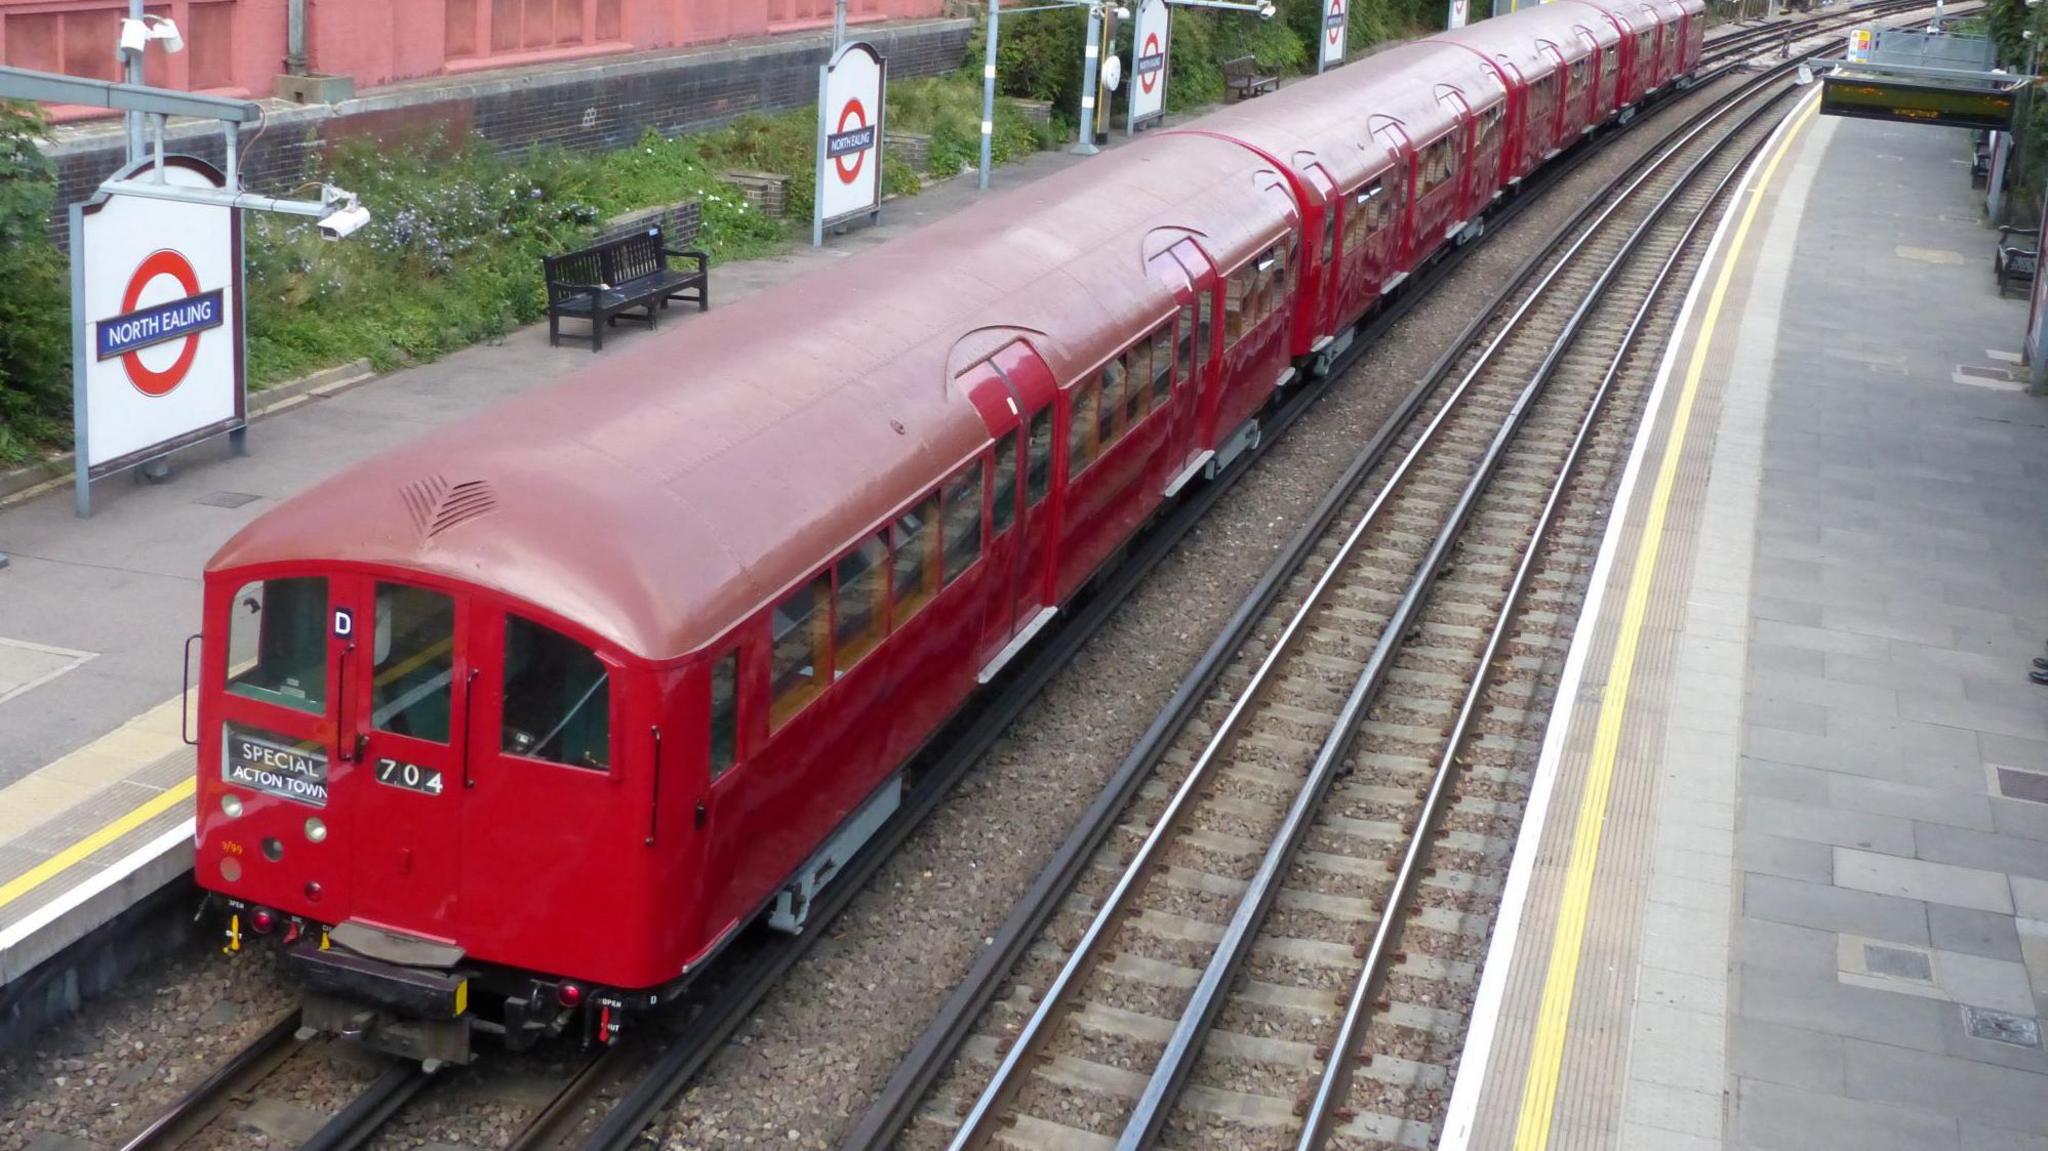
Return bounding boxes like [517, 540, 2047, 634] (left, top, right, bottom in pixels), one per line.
[400, 475, 448, 536]
[427, 479, 498, 537]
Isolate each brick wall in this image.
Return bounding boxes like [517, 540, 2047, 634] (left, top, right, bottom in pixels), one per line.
[44, 18, 972, 242]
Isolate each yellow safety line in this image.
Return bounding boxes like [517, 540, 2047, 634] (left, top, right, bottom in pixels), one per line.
[0, 618, 455, 918]
[0, 777, 195, 914]
[1510, 96, 1818, 1150]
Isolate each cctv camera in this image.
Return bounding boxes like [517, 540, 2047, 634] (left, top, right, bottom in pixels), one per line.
[116, 18, 147, 58]
[318, 202, 372, 241]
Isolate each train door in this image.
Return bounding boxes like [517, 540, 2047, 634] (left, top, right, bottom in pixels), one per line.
[960, 342, 1060, 682]
[1165, 238, 1221, 494]
[331, 576, 469, 939]
[458, 603, 628, 961]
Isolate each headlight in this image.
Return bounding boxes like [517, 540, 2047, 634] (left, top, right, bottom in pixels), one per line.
[220, 793, 243, 818]
[304, 817, 327, 843]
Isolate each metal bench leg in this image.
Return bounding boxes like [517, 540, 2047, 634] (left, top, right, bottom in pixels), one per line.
[592, 312, 604, 353]
[549, 314, 559, 347]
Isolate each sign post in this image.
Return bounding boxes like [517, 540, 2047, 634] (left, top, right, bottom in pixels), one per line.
[1127, 0, 1171, 135]
[1319, 0, 1347, 73]
[71, 154, 245, 517]
[814, 40, 887, 247]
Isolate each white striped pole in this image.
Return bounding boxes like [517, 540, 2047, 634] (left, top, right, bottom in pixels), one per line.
[980, 1, 1002, 188]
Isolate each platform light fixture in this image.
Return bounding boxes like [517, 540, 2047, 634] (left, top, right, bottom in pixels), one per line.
[115, 15, 182, 61]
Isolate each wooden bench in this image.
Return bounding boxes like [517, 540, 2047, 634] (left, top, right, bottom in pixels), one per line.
[1996, 226, 2037, 299]
[543, 226, 709, 352]
[1223, 55, 1280, 102]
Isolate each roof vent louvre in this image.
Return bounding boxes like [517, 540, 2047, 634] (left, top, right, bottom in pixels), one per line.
[428, 479, 498, 537]
[401, 475, 497, 539]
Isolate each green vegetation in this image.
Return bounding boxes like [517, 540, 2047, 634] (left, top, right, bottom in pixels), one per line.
[0, 102, 71, 466]
[1986, 0, 2045, 219]
[984, 0, 1436, 122]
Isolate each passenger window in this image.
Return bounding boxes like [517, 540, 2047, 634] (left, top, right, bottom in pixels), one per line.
[1151, 325, 1174, 407]
[1068, 380, 1098, 479]
[834, 531, 889, 673]
[892, 493, 941, 624]
[1026, 408, 1053, 507]
[1321, 210, 1336, 265]
[372, 584, 454, 743]
[1224, 270, 1249, 345]
[769, 572, 831, 728]
[502, 615, 610, 770]
[1098, 358, 1124, 447]
[941, 465, 984, 585]
[1197, 292, 1214, 372]
[1176, 305, 1195, 386]
[709, 649, 738, 781]
[1124, 341, 1149, 425]
[992, 433, 1019, 535]
[227, 577, 329, 714]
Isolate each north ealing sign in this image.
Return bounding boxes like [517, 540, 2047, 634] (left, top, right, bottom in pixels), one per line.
[98, 289, 224, 361]
[223, 724, 330, 808]
[96, 249, 226, 398]
[828, 101, 878, 184]
[1137, 39, 1166, 91]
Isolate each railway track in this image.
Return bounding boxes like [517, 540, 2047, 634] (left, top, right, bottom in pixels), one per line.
[1698, 0, 1939, 66]
[844, 45, 1820, 1151]
[94, 8, 1956, 1149]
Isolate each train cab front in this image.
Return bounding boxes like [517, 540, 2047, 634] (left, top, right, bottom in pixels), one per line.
[194, 563, 658, 1066]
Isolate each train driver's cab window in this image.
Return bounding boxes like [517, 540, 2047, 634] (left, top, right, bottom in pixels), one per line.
[501, 615, 610, 770]
[372, 584, 454, 742]
[709, 649, 738, 781]
[226, 577, 328, 715]
[769, 572, 831, 728]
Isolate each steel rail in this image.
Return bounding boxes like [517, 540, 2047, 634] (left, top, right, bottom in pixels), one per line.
[1293, 85, 1789, 1151]
[1116, 72, 1802, 1151]
[940, 47, 1807, 1151]
[295, 1062, 433, 1151]
[836, 36, 1858, 1151]
[503, 1047, 633, 1151]
[114, 1009, 304, 1151]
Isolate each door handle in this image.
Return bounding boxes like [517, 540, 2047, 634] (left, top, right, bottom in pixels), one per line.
[180, 633, 201, 747]
[461, 667, 480, 789]
[336, 641, 357, 762]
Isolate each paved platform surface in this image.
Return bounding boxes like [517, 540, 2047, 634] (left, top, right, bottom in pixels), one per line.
[1443, 99, 2048, 1150]
[0, 129, 1144, 985]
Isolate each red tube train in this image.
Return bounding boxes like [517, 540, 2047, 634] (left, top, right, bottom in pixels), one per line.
[195, 0, 1701, 1063]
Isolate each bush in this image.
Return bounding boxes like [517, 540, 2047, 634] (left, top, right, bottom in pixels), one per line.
[0, 101, 71, 465]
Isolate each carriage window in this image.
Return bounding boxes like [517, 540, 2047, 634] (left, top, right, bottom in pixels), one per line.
[1068, 380, 1099, 479]
[709, 649, 738, 781]
[1026, 408, 1054, 507]
[834, 531, 889, 673]
[502, 615, 610, 769]
[1151, 325, 1174, 407]
[892, 493, 941, 624]
[1099, 357, 1126, 447]
[1197, 292, 1214, 371]
[769, 572, 830, 728]
[1224, 269, 1250, 345]
[372, 584, 454, 743]
[1321, 210, 1337, 264]
[226, 577, 328, 715]
[1124, 340, 1150, 425]
[1176, 304, 1195, 385]
[992, 433, 1019, 535]
[942, 465, 985, 585]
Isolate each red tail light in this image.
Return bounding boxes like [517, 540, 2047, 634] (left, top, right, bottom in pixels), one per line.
[250, 907, 277, 934]
[557, 982, 584, 1008]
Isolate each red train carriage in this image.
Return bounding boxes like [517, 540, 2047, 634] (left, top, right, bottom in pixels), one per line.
[194, 0, 1698, 1063]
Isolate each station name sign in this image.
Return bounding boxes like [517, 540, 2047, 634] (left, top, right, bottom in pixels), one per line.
[223, 724, 330, 808]
[827, 122, 878, 162]
[95, 288, 225, 361]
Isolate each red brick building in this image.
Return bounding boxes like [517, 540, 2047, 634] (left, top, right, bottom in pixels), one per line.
[4, 0, 949, 118]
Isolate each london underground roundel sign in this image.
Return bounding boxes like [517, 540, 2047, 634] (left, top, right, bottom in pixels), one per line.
[832, 97, 875, 185]
[75, 155, 244, 475]
[1323, 0, 1349, 68]
[1129, 0, 1170, 127]
[816, 40, 888, 240]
